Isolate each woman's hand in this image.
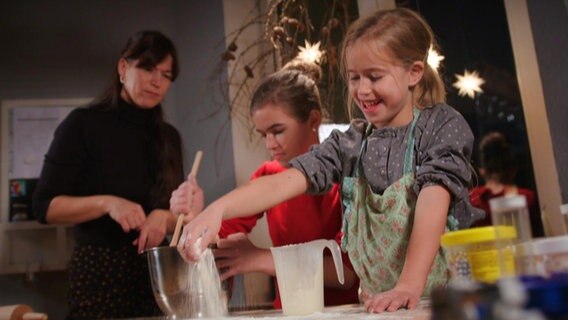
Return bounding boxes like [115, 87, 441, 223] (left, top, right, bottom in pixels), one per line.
[105, 196, 146, 232]
[177, 203, 223, 262]
[169, 174, 205, 222]
[361, 283, 420, 313]
[133, 209, 170, 253]
[213, 233, 274, 281]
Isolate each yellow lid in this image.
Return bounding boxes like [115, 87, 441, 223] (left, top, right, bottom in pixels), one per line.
[441, 226, 517, 247]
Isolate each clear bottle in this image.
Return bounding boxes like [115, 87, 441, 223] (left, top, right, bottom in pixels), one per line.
[490, 195, 533, 277]
[490, 195, 533, 242]
[561, 203, 568, 235]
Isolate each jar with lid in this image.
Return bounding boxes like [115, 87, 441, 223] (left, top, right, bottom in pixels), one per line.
[561, 203, 568, 234]
[489, 195, 533, 243]
[516, 235, 568, 277]
[441, 226, 517, 284]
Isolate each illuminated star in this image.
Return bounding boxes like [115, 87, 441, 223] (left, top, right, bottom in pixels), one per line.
[297, 41, 324, 64]
[453, 70, 485, 98]
[427, 45, 444, 72]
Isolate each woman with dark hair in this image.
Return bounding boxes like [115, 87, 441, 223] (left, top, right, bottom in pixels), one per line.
[470, 132, 544, 237]
[33, 30, 185, 319]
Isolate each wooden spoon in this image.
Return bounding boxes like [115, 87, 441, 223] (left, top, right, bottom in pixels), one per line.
[170, 150, 203, 247]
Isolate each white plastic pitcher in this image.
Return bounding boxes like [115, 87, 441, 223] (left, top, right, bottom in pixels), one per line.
[270, 239, 345, 316]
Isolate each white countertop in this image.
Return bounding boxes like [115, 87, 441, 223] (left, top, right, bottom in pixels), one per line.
[124, 301, 431, 320]
[227, 301, 431, 320]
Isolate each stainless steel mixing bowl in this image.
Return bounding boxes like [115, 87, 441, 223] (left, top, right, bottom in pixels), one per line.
[146, 246, 211, 318]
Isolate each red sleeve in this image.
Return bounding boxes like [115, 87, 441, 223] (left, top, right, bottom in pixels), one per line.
[469, 187, 492, 227]
[517, 188, 545, 237]
[219, 214, 263, 238]
[219, 163, 270, 239]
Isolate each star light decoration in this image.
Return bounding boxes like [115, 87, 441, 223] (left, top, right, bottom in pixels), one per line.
[296, 41, 324, 64]
[453, 70, 485, 99]
[427, 45, 444, 73]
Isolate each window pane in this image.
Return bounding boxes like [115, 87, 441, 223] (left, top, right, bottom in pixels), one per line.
[401, 0, 543, 235]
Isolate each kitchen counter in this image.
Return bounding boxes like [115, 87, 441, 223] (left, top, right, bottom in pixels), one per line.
[229, 301, 430, 319]
[123, 300, 430, 320]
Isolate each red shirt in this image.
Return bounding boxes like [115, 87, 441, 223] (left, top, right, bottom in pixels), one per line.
[220, 160, 359, 308]
[469, 186, 544, 237]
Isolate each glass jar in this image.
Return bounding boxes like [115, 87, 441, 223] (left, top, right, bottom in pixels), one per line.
[561, 203, 568, 234]
[489, 195, 532, 242]
[516, 235, 568, 277]
[441, 226, 517, 284]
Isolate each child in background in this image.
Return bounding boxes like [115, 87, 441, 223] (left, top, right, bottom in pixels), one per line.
[470, 132, 544, 237]
[170, 59, 359, 308]
[177, 8, 483, 313]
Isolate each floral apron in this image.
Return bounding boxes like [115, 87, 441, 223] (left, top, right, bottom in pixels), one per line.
[341, 108, 450, 296]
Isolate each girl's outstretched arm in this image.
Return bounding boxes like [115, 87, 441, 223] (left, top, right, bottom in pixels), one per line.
[178, 168, 309, 261]
[364, 185, 450, 313]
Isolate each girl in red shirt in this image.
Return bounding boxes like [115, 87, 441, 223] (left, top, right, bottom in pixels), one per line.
[170, 59, 359, 308]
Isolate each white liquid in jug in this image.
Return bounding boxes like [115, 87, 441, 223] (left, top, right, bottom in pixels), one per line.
[271, 239, 344, 316]
[278, 259, 324, 316]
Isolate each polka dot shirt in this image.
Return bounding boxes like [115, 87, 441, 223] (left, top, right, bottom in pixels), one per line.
[290, 103, 484, 228]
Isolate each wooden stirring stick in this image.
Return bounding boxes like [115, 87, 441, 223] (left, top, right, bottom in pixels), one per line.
[170, 150, 203, 247]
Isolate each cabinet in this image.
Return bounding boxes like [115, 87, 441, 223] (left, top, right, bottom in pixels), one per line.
[0, 221, 74, 274]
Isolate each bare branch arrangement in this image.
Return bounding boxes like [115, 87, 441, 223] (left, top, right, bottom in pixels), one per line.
[212, 0, 356, 129]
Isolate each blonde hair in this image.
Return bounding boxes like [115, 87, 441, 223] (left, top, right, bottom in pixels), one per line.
[340, 8, 446, 119]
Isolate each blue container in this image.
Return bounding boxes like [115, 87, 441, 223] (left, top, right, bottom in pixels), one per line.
[521, 273, 568, 318]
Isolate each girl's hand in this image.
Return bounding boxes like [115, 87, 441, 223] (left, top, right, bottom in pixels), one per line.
[177, 203, 223, 262]
[213, 233, 274, 281]
[106, 196, 146, 232]
[362, 283, 420, 313]
[169, 174, 205, 222]
[133, 209, 170, 253]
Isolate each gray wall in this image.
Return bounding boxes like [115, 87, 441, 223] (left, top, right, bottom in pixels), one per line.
[527, 0, 568, 203]
[0, 0, 234, 318]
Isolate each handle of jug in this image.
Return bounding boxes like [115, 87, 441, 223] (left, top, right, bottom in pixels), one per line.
[324, 240, 345, 285]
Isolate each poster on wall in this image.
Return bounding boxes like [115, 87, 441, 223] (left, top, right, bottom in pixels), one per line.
[1, 99, 90, 223]
[9, 106, 74, 179]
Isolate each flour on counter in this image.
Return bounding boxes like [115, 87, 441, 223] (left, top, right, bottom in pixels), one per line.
[224, 301, 431, 319]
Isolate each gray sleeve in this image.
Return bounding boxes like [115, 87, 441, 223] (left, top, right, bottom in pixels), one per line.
[289, 131, 343, 194]
[414, 107, 473, 198]
[290, 123, 363, 194]
[414, 105, 484, 228]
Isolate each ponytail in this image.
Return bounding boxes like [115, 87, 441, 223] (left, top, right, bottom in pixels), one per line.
[415, 63, 446, 108]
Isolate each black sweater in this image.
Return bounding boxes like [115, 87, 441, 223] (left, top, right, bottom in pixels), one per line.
[33, 99, 182, 246]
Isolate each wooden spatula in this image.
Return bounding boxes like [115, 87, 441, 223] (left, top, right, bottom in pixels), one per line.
[170, 150, 203, 247]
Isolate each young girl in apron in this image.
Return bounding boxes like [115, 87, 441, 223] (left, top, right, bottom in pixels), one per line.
[177, 8, 484, 313]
